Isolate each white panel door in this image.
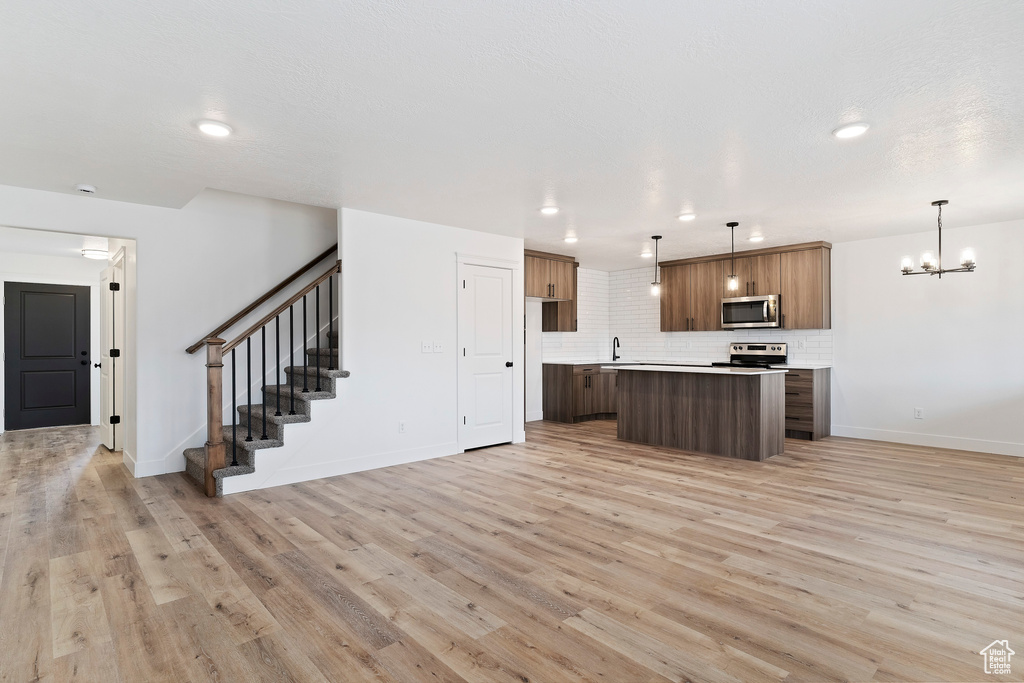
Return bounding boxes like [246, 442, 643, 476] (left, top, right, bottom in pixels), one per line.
[458, 263, 513, 450]
[99, 256, 124, 451]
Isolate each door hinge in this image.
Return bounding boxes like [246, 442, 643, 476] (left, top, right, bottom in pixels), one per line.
[110, 415, 121, 424]
[463, 416, 466, 425]
[109, 348, 121, 357]
[463, 280, 466, 289]
[109, 282, 120, 291]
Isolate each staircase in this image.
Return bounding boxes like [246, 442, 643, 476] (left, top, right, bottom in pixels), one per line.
[183, 254, 346, 496]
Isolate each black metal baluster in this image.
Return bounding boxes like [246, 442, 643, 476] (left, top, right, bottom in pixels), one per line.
[260, 326, 268, 440]
[315, 285, 322, 391]
[245, 337, 253, 442]
[289, 305, 296, 415]
[275, 315, 281, 417]
[328, 274, 335, 370]
[231, 349, 238, 466]
[302, 295, 309, 393]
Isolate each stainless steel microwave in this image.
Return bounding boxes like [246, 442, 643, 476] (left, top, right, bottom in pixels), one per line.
[721, 295, 780, 329]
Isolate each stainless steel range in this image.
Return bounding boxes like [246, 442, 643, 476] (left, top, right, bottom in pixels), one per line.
[711, 342, 788, 369]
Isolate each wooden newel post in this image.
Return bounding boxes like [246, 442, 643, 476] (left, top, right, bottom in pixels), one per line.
[204, 338, 226, 497]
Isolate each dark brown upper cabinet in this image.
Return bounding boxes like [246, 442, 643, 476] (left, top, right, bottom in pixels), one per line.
[662, 241, 831, 331]
[526, 250, 578, 332]
[660, 260, 724, 332]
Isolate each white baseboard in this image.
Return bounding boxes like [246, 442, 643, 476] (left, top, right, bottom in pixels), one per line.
[121, 449, 137, 475]
[526, 411, 544, 422]
[223, 440, 463, 494]
[830, 425, 1024, 457]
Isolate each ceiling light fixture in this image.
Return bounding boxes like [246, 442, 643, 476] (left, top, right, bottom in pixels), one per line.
[677, 213, 696, 222]
[564, 236, 578, 243]
[832, 122, 869, 139]
[640, 251, 653, 258]
[540, 206, 559, 216]
[197, 120, 233, 137]
[726, 222, 740, 292]
[650, 235, 662, 296]
[900, 200, 976, 278]
[749, 235, 764, 243]
[81, 249, 108, 260]
[75, 183, 97, 194]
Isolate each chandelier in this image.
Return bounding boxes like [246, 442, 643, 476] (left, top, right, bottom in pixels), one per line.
[901, 200, 976, 278]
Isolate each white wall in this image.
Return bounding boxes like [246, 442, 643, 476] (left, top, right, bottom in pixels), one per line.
[0, 251, 106, 429]
[831, 220, 1024, 456]
[525, 301, 543, 421]
[542, 268, 611, 361]
[221, 208, 525, 493]
[0, 184, 337, 475]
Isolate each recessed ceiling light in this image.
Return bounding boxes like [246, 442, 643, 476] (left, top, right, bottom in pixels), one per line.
[832, 122, 869, 139]
[749, 235, 765, 243]
[540, 206, 559, 215]
[677, 213, 696, 222]
[640, 252, 653, 258]
[75, 183, 96, 194]
[197, 120, 233, 137]
[81, 249, 108, 260]
[564, 236, 578, 243]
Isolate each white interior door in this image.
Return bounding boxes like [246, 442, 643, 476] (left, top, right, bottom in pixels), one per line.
[458, 263, 513, 450]
[99, 254, 124, 451]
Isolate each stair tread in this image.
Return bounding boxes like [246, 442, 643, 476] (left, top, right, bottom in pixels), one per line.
[263, 383, 335, 401]
[284, 365, 349, 379]
[237, 404, 312, 425]
[222, 426, 284, 450]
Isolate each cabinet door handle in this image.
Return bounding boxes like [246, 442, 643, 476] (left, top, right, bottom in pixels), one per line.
[781, 313, 785, 329]
[753, 280, 757, 295]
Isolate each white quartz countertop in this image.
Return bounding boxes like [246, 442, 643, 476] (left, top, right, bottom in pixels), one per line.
[548, 359, 832, 370]
[606, 364, 788, 376]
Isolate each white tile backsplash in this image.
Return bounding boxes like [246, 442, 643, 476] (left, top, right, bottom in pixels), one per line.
[541, 268, 611, 361]
[543, 266, 832, 364]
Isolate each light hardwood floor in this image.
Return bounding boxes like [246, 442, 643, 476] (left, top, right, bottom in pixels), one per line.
[1, 421, 1021, 682]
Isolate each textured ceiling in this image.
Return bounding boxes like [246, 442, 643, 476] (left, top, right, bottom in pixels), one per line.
[1, 0, 1022, 269]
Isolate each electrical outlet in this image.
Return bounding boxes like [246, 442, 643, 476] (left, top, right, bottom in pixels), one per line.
[398, 421, 406, 433]
[914, 408, 924, 420]
[797, 340, 806, 351]
[421, 340, 432, 353]
[433, 342, 443, 353]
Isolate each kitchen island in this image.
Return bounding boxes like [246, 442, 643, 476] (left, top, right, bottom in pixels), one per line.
[611, 365, 787, 461]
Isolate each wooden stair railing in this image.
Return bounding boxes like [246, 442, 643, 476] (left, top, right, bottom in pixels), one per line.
[200, 259, 341, 496]
[186, 244, 337, 354]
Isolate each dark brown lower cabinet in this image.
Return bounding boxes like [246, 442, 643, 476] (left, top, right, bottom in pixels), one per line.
[543, 363, 617, 423]
[784, 368, 830, 440]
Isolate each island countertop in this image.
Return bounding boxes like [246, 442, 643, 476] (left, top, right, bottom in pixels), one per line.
[604, 365, 787, 376]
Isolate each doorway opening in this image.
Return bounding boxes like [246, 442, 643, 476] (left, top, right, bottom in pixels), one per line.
[0, 226, 135, 455]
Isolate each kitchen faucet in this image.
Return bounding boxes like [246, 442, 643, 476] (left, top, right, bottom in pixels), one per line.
[612, 336, 620, 361]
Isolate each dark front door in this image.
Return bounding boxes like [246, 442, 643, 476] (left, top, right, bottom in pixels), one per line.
[4, 282, 91, 430]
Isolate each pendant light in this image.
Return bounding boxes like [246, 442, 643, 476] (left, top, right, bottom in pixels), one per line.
[726, 222, 740, 292]
[900, 200, 976, 278]
[650, 235, 662, 296]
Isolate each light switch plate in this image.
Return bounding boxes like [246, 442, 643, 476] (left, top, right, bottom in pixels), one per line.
[422, 340, 432, 353]
[433, 342, 443, 353]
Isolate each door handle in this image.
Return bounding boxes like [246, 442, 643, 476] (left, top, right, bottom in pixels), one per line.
[80, 360, 88, 366]
[505, 361, 513, 367]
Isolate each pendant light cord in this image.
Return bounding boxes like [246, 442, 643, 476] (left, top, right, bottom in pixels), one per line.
[726, 222, 739, 279]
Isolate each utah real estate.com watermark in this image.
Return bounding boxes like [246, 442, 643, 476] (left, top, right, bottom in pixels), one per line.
[980, 640, 1014, 676]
